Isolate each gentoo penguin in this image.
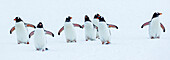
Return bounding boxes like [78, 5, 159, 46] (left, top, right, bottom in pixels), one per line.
[82, 15, 97, 41]
[92, 13, 100, 39]
[29, 22, 54, 51]
[98, 16, 118, 45]
[10, 17, 36, 44]
[58, 16, 82, 43]
[141, 12, 165, 39]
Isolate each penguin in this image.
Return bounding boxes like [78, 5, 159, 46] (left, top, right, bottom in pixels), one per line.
[98, 16, 118, 45]
[141, 12, 165, 39]
[58, 16, 82, 43]
[29, 22, 54, 51]
[82, 15, 97, 41]
[92, 13, 100, 39]
[10, 17, 36, 44]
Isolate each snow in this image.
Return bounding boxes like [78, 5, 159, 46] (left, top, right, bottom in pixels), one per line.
[0, 0, 170, 60]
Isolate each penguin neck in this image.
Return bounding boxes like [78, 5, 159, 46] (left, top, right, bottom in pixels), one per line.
[64, 22, 73, 27]
[151, 17, 160, 23]
[35, 28, 44, 32]
[15, 22, 24, 26]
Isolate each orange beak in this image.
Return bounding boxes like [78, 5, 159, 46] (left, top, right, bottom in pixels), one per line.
[14, 19, 16, 21]
[159, 13, 162, 15]
[70, 17, 72, 19]
[97, 17, 99, 19]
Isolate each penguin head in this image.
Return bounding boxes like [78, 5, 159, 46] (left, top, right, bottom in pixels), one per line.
[152, 12, 162, 19]
[94, 13, 100, 19]
[99, 16, 106, 22]
[14, 17, 23, 23]
[37, 22, 43, 28]
[65, 16, 72, 22]
[85, 15, 91, 22]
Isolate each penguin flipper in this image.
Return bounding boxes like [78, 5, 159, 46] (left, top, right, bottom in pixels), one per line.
[141, 21, 150, 28]
[29, 31, 35, 38]
[93, 24, 98, 31]
[58, 26, 64, 35]
[10, 26, 15, 34]
[107, 24, 118, 29]
[73, 23, 83, 28]
[44, 30, 54, 37]
[160, 23, 165, 32]
[82, 25, 84, 28]
[24, 23, 36, 28]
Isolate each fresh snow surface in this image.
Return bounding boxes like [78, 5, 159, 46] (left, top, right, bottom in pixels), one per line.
[0, 0, 170, 60]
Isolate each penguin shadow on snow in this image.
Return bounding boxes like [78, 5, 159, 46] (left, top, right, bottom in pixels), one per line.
[58, 16, 83, 43]
[29, 22, 54, 52]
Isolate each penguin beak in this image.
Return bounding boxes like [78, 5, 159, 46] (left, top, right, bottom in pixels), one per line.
[159, 13, 162, 15]
[97, 17, 99, 19]
[70, 17, 72, 19]
[14, 19, 16, 21]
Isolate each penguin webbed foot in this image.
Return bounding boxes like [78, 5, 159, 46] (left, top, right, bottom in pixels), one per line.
[36, 48, 48, 51]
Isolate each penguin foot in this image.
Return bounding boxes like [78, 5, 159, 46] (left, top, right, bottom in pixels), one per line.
[73, 40, 76, 42]
[18, 43, 21, 44]
[86, 39, 88, 41]
[17, 40, 21, 44]
[27, 42, 29, 44]
[36, 48, 40, 51]
[102, 41, 105, 45]
[96, 36, 100, 39]
[106, 41, 111, 44]
[42, 49, 45, 52]
[157, 37, 160, 39]
[151, 37, 155, 39]
[67, 40, 70, 43]
[36, 48, 47, 52]
[67, 40, 76, 43]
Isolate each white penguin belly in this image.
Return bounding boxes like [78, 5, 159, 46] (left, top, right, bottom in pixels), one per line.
[15, 22, 28, 43]
[64, 22, 76, 41]
[34, 28, 46, 49]
[98, 22, 110, 41]
[84, 22, 96, 40]
[149, 18, 161, 37]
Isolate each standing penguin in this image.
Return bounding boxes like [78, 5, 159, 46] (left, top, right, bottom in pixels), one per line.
[141, 12, 165, 39]
[98, 16, 118, 45]
[29, 22, 54, 51]
[58, 16, 82, 43]
[92, 13, 100, 39]
[10, 17, 36, 44]
[82, 15, 97, 41]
